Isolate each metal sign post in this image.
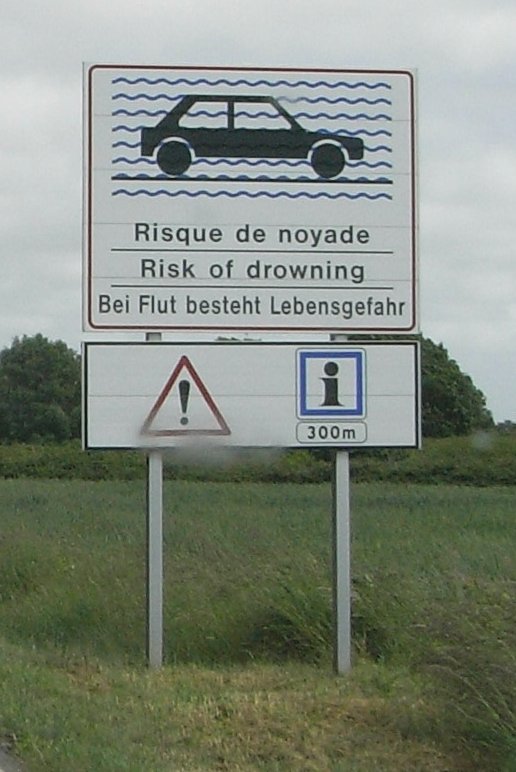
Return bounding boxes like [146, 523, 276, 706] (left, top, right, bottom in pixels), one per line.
[146, 449, 163, 668]
[331, 332, 351, 674]
[145, 332, 163, 668]
[332, 450, 351, 673]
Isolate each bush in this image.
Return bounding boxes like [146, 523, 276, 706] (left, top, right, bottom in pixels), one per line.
[0, 432, 516, 486]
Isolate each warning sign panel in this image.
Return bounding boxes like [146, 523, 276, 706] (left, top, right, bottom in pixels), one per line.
[83, 341, 420, 450]
[141, 355, 230, 437]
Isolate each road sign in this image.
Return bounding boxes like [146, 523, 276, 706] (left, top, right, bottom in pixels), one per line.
[84, 65, 417, 333]
[141, 354, 231, 437]
[83, 341, 420, 449]
[298, 349, 365, 418]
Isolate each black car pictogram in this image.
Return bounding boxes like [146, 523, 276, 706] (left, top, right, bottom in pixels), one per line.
[141, 95, 364, 179]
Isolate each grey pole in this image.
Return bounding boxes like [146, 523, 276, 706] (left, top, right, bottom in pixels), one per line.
[147, 449, 163, 667]
[145, 332, 163, 668]
[329, 333, 352, 673]
[332, 449, 352, 673]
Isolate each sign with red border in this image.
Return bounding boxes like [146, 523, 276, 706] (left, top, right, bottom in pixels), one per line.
[84, 65, 418, 333]
[141, 355, 230, 437]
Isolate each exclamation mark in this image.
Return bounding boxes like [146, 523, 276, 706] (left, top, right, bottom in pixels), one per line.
[179, 379, 190, 425]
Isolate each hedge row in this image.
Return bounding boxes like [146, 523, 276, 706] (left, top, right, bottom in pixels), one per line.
[0, 442, 330, 484]
[0, 433, 514, 486]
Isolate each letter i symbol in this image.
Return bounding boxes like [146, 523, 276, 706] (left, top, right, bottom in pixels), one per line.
[321, 361, 342, 406]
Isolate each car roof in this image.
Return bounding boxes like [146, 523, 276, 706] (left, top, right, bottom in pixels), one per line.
[159, 94, 301, 130]
[177, 94, 281, 105]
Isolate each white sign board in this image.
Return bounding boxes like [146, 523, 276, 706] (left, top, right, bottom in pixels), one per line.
[83, 342, 420, 449]
[84, 65, 417, 333]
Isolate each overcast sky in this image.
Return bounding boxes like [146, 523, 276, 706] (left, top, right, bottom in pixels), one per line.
[2, 0, 515, 422]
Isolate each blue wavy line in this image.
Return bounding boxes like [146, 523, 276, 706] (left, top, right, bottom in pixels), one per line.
[110, 163, 394, 175]
[112, 128, 395, 139]
[112, 94, 393, 118]
[365, 145, 392, 153]
[191, 159, 392, 169]
[112, 140, 140, 149]
[112, 125, 142, 133]
[114, 174, 311, 182]
[354, 161, 392, 168]
[110, 116, 392, 138]
[112, 173, 173, 180]
[340, 129, 391, 137]
[112, 77, 392, 89]
[299, 129, 392, 138]
[112, 172, 392, 183]
[301, 112, 391, 121]
[112, 189, 393, 200]
[111, 150, 393, 164]
[113, 108, 169, 117]
[112, 93, 392, 108]
[194, 158, 309, 168]
[279, 96, 392, 106]
[113, 93, 185, 102]
[112, 158, 393, 170]
[113, 157, 155, 164]
[113, 110, 392, 121]
[175, 109, 392, 121]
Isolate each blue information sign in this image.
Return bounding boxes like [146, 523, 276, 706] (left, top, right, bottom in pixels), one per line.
[297, 349, 365, 418]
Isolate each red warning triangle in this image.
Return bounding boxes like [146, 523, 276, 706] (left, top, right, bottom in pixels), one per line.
[141, 356, 231, 437]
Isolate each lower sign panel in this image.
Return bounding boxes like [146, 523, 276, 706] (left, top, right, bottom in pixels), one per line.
[83, 342, 420, 449]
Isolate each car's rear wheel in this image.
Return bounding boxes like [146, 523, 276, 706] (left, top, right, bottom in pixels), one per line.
[156, 141, 192, 176]
[310, 143, 345, 179]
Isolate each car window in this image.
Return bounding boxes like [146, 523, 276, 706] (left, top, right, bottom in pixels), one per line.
[234, 102, 291, 130]
[178, 101, 228, 129]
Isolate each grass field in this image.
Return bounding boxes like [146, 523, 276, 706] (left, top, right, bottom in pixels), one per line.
[0, 477, 514, 770]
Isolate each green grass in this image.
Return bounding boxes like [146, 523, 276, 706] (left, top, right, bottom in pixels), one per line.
[0, 478, 514, 769]
[0, 646, 470, 771]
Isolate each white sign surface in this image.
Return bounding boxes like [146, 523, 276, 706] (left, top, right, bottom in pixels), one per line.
[84, 65, 417, 333]
[83, 342, 420, 449]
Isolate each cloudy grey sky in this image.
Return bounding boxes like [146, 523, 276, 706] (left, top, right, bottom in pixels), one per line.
[2, 0, 515, 421]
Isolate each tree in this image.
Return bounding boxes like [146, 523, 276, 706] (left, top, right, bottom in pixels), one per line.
[420, 337, 493, 437]
[346, 333, 493, 438]
[0, 334, 81, 442]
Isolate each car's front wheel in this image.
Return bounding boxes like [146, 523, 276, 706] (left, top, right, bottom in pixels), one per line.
[156, 141, 192, 176]
[310, 142, 345, 179]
